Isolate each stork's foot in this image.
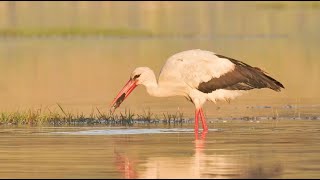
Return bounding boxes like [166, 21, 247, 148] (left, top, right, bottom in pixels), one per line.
[201, 129, 208, 139]
[194, 108, 209, 140]
[194, 129, 208, 140]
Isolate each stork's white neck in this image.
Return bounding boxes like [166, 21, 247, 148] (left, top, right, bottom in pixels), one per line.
[140, 71, 186, 98]
[145, 82, 178, 97]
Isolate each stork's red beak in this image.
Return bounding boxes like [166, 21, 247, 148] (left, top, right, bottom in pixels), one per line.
[110, 79, 138, 113]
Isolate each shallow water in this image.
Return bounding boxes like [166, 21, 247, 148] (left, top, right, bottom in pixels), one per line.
[0, 119, 319, 179]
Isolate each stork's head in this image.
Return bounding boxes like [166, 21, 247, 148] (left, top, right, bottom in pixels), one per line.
[110, 67, 154, 112]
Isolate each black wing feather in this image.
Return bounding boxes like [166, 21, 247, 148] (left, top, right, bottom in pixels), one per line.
[197, 54, 285, 93]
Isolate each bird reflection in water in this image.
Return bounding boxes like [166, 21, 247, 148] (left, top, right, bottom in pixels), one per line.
[114, 151, 138, 179]
[113, 131, 282, 179]
[113, 131, 208, 179]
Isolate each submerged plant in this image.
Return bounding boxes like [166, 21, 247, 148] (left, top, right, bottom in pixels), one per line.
[163, 111, 184, 125]
[119, 109, 135, 126]
[136, 109, 154, 123]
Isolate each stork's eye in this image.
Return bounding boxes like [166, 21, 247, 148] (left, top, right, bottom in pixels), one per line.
[133, 74, 141, 79]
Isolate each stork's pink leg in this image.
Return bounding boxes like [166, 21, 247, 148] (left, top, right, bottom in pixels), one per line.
[194, 109, 200, 138]
[199, 108, 208, 132]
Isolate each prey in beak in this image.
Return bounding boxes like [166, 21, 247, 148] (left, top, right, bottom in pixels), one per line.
[110, 78, 138, 113]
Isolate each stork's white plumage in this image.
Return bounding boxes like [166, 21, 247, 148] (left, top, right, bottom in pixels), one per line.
[110, 49, 284, 136]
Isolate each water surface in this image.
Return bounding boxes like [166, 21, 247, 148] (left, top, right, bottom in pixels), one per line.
[0, 119, 319, 178]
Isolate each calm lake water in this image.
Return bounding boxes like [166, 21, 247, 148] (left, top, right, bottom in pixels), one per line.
[0, 2, 319, 179]
[0, 119, 319, 178]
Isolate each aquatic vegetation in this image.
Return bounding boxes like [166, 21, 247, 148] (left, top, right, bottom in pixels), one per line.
[162, 111, 184, 125]
[136, 109, 153, 123]
[0, 104, 185, 127]
[0, 104, 318, 127]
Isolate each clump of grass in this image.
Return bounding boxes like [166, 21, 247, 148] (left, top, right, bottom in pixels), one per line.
[57, 103, 80, 126]
[162, 111, 184, 125]
[119, 109, 135, 126]
[0, 107, 60, 126]
[0, 104, 188, 127]
[136, 109, 154, 123]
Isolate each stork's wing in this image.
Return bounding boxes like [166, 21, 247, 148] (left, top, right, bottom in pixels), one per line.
[159, 49, 235, 88]
[196, 54, 285, 93]
[163, 50, 284, 93]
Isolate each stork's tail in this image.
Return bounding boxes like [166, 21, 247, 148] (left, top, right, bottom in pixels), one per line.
[254, 67, 285, 92]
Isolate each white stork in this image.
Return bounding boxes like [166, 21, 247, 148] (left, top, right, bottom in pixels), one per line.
[110, 49, 284, 134]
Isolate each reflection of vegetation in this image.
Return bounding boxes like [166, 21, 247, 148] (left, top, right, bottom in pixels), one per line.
[0, 28, 153, 37]
[245, 163, 283, 179]
[0, 104, 185, 127]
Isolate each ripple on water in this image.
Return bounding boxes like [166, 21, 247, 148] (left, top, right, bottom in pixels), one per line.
[51, 128, 220, 135]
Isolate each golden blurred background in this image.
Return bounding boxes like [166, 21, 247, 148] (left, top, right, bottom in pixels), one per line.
[0, 1, 319, 117]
